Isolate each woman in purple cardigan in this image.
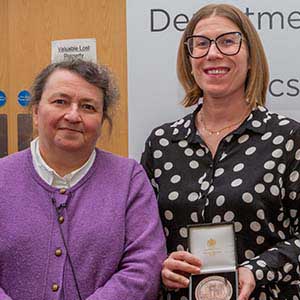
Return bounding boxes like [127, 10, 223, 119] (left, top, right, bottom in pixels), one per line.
[0, 60, 166, 300]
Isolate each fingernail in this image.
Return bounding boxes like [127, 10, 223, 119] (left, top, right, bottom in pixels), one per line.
[184, 278, 189, 285]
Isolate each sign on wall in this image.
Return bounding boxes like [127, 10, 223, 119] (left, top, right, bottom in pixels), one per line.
[51, 38, 97, 63]
[127, 0, 300, 160]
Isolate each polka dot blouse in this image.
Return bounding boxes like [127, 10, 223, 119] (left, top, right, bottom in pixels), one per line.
[141, 105, 300, 300]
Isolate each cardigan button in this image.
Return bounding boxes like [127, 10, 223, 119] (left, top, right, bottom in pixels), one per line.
[55, 248, 62, 257]
[59, 188, 67, 194]
[52, 283, 59, 292]
[58, 216, 64, 224]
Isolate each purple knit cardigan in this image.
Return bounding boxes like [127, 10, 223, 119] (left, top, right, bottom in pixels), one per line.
[0, 148, 166, 300]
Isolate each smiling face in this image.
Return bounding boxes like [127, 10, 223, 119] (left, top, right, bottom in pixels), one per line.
[33, 69, 104, 159]
[190, 15, 249, 101]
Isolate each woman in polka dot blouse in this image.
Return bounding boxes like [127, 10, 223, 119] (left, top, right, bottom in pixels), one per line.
[141, 3, 300, 300]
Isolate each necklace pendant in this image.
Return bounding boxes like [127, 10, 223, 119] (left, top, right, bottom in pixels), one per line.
[216, 131, 220, 135]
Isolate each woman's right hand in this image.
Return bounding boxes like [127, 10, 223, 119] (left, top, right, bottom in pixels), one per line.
[161, 251, 202, 289]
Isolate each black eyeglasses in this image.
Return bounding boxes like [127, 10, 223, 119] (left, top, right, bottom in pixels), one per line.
[185, 31, 243, 58]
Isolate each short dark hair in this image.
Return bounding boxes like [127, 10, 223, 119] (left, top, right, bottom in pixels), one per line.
[30, 59, 119, 127]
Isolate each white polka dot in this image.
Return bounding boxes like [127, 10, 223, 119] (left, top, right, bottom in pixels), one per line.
[264, 160, 275, 170]
[164, 210, 173, 220]
[164, 227, 169, 237]
[196, 149, 205, 157]
[273, 135, 284, 145]
[242, 192, 253, 203]
[208, 185, 214, 194]
[188, 192, 199, 202]
[184, 120, 191, 128]
[191, 212, 198, 223]
[159, 138, 169, 147]
[245, 249, 255, 259]
[216, 195, 225, 206]
[256, 269, 264, 280]
[178, 140, 188, 148]
[258, 106, 267, 112]
[170, 175, 181, 184]
[179, 227, 188, 238]
[290, 209, 297, 218]
[154, 169, 162, 178]
[189, 160, 199, 169]
[245, 147, 256, 155]
[180, 296, 188, 300]
[212, 215, 221, 223]
[244, 264, 253, 270]
[256, 236, 265, 244]
[238, 134, 249, 144]
[225, 134, 233, 143]
[231, 178, 243, 187]
[177, 119, 184, 125]
[164, 162, 173, 170]
[234, 222, 243, 232]
[201, 181, 210, 191]
[224, 211, 235, 221]
[272, 149, 283, 158]
[263, 173, 274, 183]
[289, 191, 297, 200]
[283, 274, 292, 282]
[278, 163, 286, 174]
[155, 128, 164, 136]
[257, 209, 265, 220]
[255, 184, 265, 193]
[278, 230, 286, 239]
[250, 221, 261, 232]
[270, 185, 280, 196]
[153, 150, 162, 159]
[267, 271, 275, 281]
[215, 168, 224, 177]
[261, 132, 272, 140]
[252, 120, 262, 128]
[184, 148, 194, 156]
[172, 128, 179, 135]
[220, 152, 227, 161]
[151, 179, 157, 188]
[286, 139, 294, 152]
[259, 292, 267, 300]
[198, 173, 206, 184]
[257, 260, 267, 267]
[268, 223, 275, 232]
[283, 218, 290, 228]
[177, 244, 185, 251]
[168, 191, 179, 201]
[295, 240, 300, 248]
[279, 120, 290, 126]
[290, 171, 299, 182]
[295, 149, 300, 160]
[277, 212, 284, 222]
[233, 163, 244, 172]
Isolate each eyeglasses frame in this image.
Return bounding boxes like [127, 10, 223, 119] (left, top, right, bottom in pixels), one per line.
[184, 31, 243, 59]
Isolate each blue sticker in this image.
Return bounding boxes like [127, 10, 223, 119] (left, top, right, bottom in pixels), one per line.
[0, 90, 6, 107]
[18, 90, 31, 107]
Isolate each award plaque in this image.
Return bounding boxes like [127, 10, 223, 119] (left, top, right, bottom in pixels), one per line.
[188, 222, 238, 300]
